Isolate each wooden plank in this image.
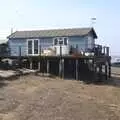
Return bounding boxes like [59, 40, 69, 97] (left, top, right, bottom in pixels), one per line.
[62, 59, 64, 79]
[47, 60, 49, 74]
[59, 59, 62, 78]
[38, 61, 41, 71]
[76, 59, 78, 80]
[105, 65, 108, 80]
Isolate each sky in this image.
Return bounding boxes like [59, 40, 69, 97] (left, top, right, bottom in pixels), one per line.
[0, 0, 120, 55]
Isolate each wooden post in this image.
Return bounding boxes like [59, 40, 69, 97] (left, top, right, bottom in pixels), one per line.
[47, 60, 49, 75]
[76, 59, 78, 80]
[59, 59, 62, 78]
[105, 64, 108, 80]
[62, 59, 64, 79]
[106, 47, 109, 56]
[30, 58, 32, 70]
[94, 64, 97, 81]
[108, 58, 111, 78]
[99, 65, 102, 81]
[38, 45, 41, 72]
[38, 61, 41, 71]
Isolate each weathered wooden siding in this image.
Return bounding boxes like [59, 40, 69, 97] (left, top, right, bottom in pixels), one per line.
[8, 39, 27, 56]
[8, 35, 95, 56]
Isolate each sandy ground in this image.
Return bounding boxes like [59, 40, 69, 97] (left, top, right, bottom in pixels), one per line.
[0, 67, 120, 120]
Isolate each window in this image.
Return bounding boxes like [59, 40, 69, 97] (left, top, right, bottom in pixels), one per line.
[34, 40, 38, 54]
[27, 39, 39, 55]
[28, 40, 32, 54]
[54, 38, 58, 45]
[59, 40, 63, 45]
[53, 37, 68, 46]
[64, 38, 67, 45]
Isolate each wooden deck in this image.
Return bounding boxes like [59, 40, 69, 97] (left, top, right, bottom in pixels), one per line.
[0, 55, 111, 82]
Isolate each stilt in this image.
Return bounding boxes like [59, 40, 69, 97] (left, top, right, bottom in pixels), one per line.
[76, 59, 78, 80]
[99, 65, 102, 81]
[47, 60, 49, 75]
[30, 60, 32, 70]
[94, 64, 97, 81]
[105, 64, 108, 80]
[62, 59, 64, 79]
[108, 60, 111, 78]
[38, 61, 41, 71]
[59, 59, 62, 78]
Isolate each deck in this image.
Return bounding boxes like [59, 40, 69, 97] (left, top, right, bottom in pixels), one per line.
[0, 45, 111, 82]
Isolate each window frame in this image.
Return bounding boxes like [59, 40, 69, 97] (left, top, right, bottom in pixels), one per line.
[27, 39, 39, 56]
[53, 37, 68, 46]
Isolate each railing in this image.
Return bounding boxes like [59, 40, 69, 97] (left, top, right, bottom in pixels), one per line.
[69, 44, 110, 57]
[7, 43, 110, 57]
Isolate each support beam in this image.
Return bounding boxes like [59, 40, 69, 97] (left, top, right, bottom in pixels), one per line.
[76, 59, 79, 80]
[105, 64, 108, 80]
[38, 61, 41, 71]
[47, 60, 49, 75]
[30, 59, 32, 70]
[62, 59, 64, 79]
[59, 59, 62, 78]
[99, 65, 102, 81]
[94, 64, 97, 81]
[108, 59, 111, 78]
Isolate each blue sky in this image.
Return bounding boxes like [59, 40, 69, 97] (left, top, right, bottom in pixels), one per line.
[0, 0, 120, 55]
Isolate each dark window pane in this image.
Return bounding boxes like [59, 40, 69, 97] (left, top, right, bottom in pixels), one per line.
[28, 49, 32, 54]
[34, 49, 38, 54]
[34, 40, 38, 48]
[28, 40, 32, 54]
[64, 38, 67, 45]
[54, 38, 58, 45]
[59, 38, 62, 40]
[34, 40, 38, 54]
[28, 41, 32, 47]
[59, 40, 63, 45]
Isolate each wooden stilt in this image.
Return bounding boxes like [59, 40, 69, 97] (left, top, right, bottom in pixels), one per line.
[38, 61, 41, 71]
[62, 59, 64, 79]
[59, 59, 62, 78]
[94, 64, 97, 81]
[30, 59, 32, 70]
[47, 60, 49, 75]
[108, 60, 111, 78]
[99, 65, 102, 80]
[105, 64, 108, 80]
[76, 59, 78, 80]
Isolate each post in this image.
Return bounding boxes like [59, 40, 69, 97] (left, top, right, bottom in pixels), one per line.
[38, 45, 41, 71]
[47, 60, 49, 75]
[62, 59, 64, 79]
[59, 59, 62, 78]
[106, 47, 109, 56]
[76, 59, 79, 80]
[108, 58, 111, 78]
[94, 63, 97, 81]
[38, 61, 41, 71]
[99, 65, 102, 81]
[105, 64, 108, 80]
[59, 44, 62, 78]
[29, 58, 32, 70]
[18, 46, 22, 68]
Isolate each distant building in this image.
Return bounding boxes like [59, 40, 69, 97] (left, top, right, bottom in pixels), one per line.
[7, 27, 97, 56]
[0, 42, 9, 56]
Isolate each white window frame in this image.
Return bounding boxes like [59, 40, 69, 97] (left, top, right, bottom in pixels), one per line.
[27, 39, 39, 56]
[53, 37, 68, 46]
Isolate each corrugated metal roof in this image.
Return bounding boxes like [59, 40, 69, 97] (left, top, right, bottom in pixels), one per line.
[8, 27, 97, 39]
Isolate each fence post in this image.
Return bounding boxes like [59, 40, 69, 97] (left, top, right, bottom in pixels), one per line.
[76, 59, 79, 80]
[38, 45, 41, 71]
